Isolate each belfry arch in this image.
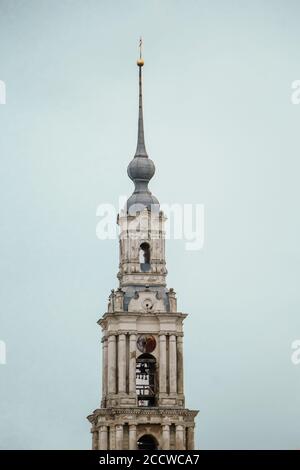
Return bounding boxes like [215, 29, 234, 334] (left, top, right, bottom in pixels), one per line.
[136, 353, 156, 407]
[139, 242, 151, 271]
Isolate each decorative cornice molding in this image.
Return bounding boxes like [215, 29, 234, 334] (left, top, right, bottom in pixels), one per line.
[102, 330, 184, 338]
[158, 331, 183, 337]
[99, 312, 188, 321]
[87, 407, 199, 424]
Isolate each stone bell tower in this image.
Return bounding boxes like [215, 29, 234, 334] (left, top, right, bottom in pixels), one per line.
[87, 42, 198, 450]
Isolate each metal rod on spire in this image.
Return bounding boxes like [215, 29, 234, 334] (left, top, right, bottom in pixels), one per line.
[139, 36, 143, 60]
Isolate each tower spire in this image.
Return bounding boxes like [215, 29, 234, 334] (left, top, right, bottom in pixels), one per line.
[136, 37, 147, 157]
[126, 39, 159, 213]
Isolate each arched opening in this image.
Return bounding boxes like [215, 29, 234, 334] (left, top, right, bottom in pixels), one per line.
[139, 242, 150, 272]
[137, 434, 158, 450]
[136, 353, 156, 407]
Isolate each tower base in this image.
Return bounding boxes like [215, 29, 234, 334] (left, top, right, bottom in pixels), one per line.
[88, 407, 198, 450]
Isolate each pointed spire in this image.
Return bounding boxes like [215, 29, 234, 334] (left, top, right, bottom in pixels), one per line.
[135, 37, 147, 157]
[126, 39, 159, 213]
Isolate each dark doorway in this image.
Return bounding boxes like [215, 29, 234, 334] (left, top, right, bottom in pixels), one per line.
[137, 434, 157, 450]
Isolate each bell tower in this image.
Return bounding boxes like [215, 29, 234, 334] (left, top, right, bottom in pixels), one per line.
[88, 41, 198, 450]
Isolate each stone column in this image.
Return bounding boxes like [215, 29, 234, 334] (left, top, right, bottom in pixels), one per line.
[92, 430, 98, 450]
[102, 337, 108, 402]
[187, 426, 195, 450]
[115, 424, 123, 450]
[129, 424, 137, 450]
[177, 335, 184, 395]
[109, 426, 115, 450]
[129, 333, 136, 395]
[107, 335, 116, 394]
[175, 424, 185, 450]
[99, 425, 108, 450]
[118, 334, 126, 394]
[161, 424, 170, 450]
[159, 334, 167, 394]
[169, 335, 177, 394]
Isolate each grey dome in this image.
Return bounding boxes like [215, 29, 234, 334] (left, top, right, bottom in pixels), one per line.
[126, 191, 159, 214]
[127, 156, 155, 182]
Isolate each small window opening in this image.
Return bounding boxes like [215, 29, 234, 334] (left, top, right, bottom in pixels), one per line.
[139, 242, 150, 272]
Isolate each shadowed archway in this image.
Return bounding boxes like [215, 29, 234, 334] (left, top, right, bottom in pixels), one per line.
[137, 434, 158, 450]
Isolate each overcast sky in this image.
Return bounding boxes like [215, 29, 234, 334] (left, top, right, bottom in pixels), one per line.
[0, 0, 300, 449]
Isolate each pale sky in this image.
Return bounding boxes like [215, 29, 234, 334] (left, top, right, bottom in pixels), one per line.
[0, 0, 300, 449]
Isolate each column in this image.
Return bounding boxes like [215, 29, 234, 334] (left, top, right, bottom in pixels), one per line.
[104, 338, 108, 398]
[187, 426, 195, 450]
[109, 426, 116, 450]
[159, 334, 167, 394]
[175, 424, 185, 450]
[107, 335, 116, 394]
[129, 333, 137, 395]
[129, 424, 137, 450]
[92, 430, 98, 450]
[118, 334, 126, 394]
[102, 337, 108, 401]
[161, 424, 170, 450]
[115, 424, 124, 450]
[99, 425, 108, 450]
[169, 335, 177, 394]
[177, 335, 184, 395]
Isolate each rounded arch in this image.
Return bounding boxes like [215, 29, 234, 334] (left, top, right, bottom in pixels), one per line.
[137, 434, 158, 450]
[137, 352, 156, 361]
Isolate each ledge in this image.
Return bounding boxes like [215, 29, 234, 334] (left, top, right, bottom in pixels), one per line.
[87, 407, 199, 424]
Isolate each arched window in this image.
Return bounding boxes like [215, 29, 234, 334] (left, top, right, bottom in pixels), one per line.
[136, 353, 156, 407]
[139, 242, 150, 272]
[137, 434, 158, 450]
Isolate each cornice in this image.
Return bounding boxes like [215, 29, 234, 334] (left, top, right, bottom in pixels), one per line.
[99, 312, 188, 322]
[87, 407, 199, 424]
[101, 330, 184, 338]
